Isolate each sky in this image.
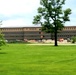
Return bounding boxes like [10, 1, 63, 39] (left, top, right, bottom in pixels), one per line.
[0, 0, 76, 27]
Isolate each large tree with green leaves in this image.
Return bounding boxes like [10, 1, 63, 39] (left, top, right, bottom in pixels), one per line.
[33, 0, 71, 46]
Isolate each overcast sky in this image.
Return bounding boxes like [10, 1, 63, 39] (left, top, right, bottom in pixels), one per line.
[0, 0, 76, 27]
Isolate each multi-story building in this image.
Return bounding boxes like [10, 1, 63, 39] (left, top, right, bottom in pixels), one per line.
[0, 26, 76, 42]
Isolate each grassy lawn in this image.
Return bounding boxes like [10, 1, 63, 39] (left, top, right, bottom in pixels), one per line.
[0, 44, 76, 75]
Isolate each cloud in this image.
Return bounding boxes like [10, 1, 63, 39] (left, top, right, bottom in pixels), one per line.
[0, 0, 40, 16]
[2, 18, 40, 27]
[2, 18, 33, 27]
[0, 0, 40, 27]
[0, 0, 76, 27]
[62, 0, 76, 26]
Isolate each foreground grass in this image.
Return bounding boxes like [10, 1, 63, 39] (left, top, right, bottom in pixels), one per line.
[0, 44, 76, 75]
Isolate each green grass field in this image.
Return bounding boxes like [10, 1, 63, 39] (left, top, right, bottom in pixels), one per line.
[0, 44, 76, 75]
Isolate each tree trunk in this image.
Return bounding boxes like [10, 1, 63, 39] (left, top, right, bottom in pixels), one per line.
[54, 23, 58, 46]
[54, 29, 58, 46]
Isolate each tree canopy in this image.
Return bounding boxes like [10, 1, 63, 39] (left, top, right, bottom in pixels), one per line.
[33, 0, 71, 46]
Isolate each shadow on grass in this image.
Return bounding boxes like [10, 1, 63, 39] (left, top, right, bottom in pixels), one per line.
[0, 52, 7, 54]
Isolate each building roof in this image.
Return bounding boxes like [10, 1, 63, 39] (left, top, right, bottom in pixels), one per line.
[0, 25, 76, 29]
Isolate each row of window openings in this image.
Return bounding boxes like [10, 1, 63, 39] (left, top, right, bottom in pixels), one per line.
[3, 31, 76, 34]
[51, 35, 76, 37]
[5, 35, 51, 38]
[1, 28, 38, 31]
[5, 36, 44, 37]
[61, 32, 76, 33]
[64, 27, 76, 30]
[1, 27, 76, 30]
[3, 32, 42, 34]
[3, 33, 50, 36]
[57, 35, 76, 37]
[4, 35, 75, 37]
[1, 29, 22, 31]
[2, 31, 76, 34]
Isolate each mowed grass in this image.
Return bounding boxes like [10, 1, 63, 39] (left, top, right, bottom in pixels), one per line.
[0, 44, 76, 75]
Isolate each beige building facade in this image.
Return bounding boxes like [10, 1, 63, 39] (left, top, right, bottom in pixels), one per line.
[0, 26, 76, 42]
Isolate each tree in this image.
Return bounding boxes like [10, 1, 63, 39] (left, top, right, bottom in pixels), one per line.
[71, 36, 76, 43]
[0, 32, 6, 47]
[0, 21, 6, 49]
[33, 0, 71, 46]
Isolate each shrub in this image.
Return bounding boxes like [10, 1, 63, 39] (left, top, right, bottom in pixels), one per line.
[71, 36, 76, 43]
